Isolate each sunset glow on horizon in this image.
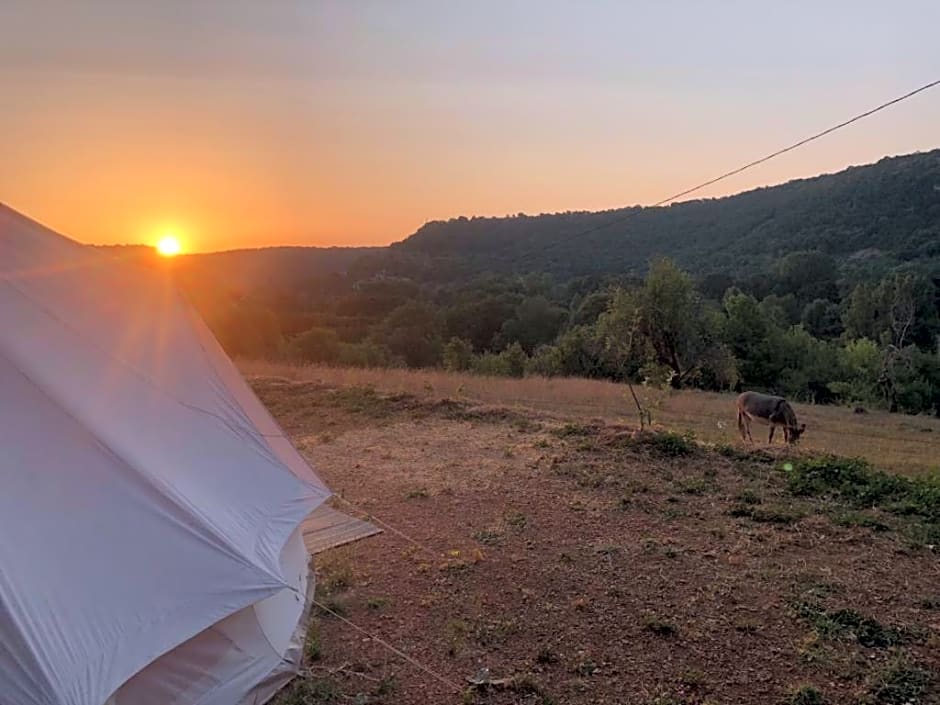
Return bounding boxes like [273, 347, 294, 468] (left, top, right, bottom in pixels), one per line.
[2, 1, 938, 253]
[156, 234, 182, 257]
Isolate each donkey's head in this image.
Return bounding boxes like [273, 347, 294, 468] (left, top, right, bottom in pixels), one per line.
[787, 423, 806, 445]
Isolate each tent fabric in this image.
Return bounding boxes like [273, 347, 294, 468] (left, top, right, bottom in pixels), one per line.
[0, 204, 330, 705]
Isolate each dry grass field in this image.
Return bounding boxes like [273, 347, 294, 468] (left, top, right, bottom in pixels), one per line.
[252, 363, 940, 705]
[241, 361, 940, 478]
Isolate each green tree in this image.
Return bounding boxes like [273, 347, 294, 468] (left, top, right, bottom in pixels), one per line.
[842, 282, 880, 342]
[892, 346, 940, 415]
[722, 290, 778, 388]
[442, 337, 474, 372]
[525, 344, 563, 377]
[288, 327, 341, 364]
[501, 342, 528, 377]
[760, 293, 800, 328]
[497, 296, 567, 352]
[595, 288, 650, 381]
[829, 338, 882, 405]
[877, 271, 939, 349]
[444, 295, 518, 352]
[471, 343, 528, 377]
[373, 301, 442, 368]
[552, 325, 612, 378]
[337, 341, 394, 368]
[569, 288, 614, 328]
[207, 302, 282, 359]
[774, 251, 839, 303]
[801, 299, 843, 340]
[634, 259, 708, 387]
[698, 272, 735, 301]
[774, 326, 840, 402]
[844, 272, 939, 349]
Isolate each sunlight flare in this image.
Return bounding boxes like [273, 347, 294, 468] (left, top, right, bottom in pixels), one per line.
[156, 234, 182, 257]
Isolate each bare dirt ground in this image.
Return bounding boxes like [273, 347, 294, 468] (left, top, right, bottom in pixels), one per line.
[259, 376, 940, 705]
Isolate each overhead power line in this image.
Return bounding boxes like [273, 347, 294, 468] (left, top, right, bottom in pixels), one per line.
[572, 77, 940, 239]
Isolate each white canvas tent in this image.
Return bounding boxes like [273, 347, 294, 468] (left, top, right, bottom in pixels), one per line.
[0, 204, 374, 705]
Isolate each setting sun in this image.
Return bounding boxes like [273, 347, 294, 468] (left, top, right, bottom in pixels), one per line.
[156, 235, 182, 257]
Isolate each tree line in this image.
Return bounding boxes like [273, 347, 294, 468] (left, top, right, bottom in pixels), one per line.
[196, 249, 940, 416]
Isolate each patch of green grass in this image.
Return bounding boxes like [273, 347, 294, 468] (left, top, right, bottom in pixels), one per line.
[793, 601, 907, 647]
[505, 672, 554, 702]
[317, 557, 354, 594]
[536, 646, 560, 664]
[316, 594, 349, 618]
[642, 614, 679, 637]
[662, 505, 687, 520]
[374, 674, 397, 697]
[571, 656, 598, 677]
[405, 487, 430, 499]
[866, 658, 934, 704]
[715, 443, 775, 463]
[786, 456, 940, 545]
[445, 618, 468, 655]
[470, 617, 518, 647]
[504, 509, 527, 530]
[828, 509, 890, 532]
[327, 386, 393, 416]
[787, 685, 825, 705]
[733, 618, 760, 634]
[512, 418, 540, 433]
[303, 620, 322, 662]
[635, 430, 696, 457]
[786, 456, 940, 521]
[676, 477, 713, 495]
[728, 504, 802, 524]
[791, 573, 843, 599]
[553, 422, 598, 437]
[902, 520, 940, 547]
[734, 489, 763, 505]
[366, 596, 388, 610]
[472, 529, 503, 545]
[273, 677, 343, 704]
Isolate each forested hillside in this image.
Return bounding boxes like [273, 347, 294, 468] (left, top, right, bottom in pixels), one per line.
[154, 149, 940, 416]
[381, 149, 940, 281]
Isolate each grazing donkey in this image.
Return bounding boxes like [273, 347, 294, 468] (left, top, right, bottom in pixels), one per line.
[736, 391, 806, 445]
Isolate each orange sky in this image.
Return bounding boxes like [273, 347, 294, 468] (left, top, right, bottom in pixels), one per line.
[2, 2, 939, 253]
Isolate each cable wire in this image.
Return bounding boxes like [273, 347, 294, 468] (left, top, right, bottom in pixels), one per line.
[312, 599, 464, 693]
[565, 77, 940, 240]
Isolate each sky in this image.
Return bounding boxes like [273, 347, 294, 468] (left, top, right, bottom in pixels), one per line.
[1, 1, 939, 253]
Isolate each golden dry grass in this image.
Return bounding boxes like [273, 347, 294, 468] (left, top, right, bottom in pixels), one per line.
[240, 360, 940, 477]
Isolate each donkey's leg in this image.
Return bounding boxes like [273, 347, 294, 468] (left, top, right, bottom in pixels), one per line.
[737, 410, 747, 442]
[768, 424, 776, 444]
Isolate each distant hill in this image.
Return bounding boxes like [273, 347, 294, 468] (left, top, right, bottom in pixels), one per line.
[170, 246, 382, 294]
[117, 148, 940, 295]
[96, 244, 382, 303]
[385, 149, 940, 281]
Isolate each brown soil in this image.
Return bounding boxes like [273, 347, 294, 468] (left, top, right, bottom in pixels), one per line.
[258, 379, 940, 705]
